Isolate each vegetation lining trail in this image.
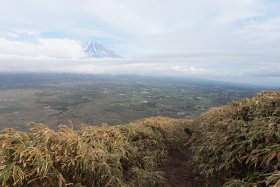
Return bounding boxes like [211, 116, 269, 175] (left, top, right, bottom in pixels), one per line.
[0, 91, 279, 186]
[0, 117, 190, 187]
[190, 92, 280, 186]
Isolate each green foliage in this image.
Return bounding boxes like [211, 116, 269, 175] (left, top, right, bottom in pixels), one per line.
[190, 92, 280, 186]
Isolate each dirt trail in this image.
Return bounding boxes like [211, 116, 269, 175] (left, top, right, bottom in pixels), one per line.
[161, 149, 205, 187]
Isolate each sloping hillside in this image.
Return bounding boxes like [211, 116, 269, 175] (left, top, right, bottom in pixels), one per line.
[190, 92, 280, 186]
[0, 117, 190, 187]
[0, 92, 279, 187]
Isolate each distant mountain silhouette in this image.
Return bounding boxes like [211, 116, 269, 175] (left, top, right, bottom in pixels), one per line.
[82, 40, 120, 58]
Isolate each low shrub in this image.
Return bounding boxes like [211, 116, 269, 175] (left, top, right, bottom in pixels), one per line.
[0, 117, 189, 187]
[190, 92, 280, 186]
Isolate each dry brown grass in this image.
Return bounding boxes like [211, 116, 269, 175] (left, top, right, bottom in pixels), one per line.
[190, 92, 280, 186]
[0, 117, 190, 187]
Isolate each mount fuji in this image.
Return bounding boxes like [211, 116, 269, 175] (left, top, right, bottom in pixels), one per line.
[82, 40, 120, 58]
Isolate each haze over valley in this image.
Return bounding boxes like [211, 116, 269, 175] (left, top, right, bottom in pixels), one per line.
[0, 73, 268, 130]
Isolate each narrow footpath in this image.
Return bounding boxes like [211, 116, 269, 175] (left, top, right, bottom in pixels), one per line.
[161, 149, 206, 187]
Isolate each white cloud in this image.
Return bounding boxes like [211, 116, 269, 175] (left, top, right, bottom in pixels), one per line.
[0, 32, 19, 38]
[239, 17, 280, 43]
[250, 66, 280, 77]
[15, 29, 37, 36]
[170, 66, 205, 74]
[0, 37, 85, 58]
[213, 0, 265, 24]
[0, 0, 279, 86]
[0, 55, 279, 86]
[0, 0, 277, 57]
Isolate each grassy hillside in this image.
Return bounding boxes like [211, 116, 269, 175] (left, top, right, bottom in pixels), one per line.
[190, 92, 280, 186]
[0, 91, 279, 186]
[0, 117, 189, 187]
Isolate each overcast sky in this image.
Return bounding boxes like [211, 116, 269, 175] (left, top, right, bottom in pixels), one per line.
[0, 0, 279, 86]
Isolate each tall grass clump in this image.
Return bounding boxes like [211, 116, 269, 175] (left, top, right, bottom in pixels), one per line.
[0, 125, 132, 186]
[0, 117, 189, 187]
[120, 117, 191, 186]
[190, 92, 280, 186]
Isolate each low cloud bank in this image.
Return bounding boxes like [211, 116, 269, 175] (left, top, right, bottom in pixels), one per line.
[0, 55, 279, 87]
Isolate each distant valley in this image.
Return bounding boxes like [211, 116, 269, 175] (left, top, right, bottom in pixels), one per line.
[0, 74, 270, 130]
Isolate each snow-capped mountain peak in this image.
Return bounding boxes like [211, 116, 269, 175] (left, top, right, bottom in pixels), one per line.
[82, 40, 120, 58]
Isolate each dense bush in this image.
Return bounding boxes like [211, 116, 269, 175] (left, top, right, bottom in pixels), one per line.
[0, 117, 188, 187]
[190, 92, 280, 186]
